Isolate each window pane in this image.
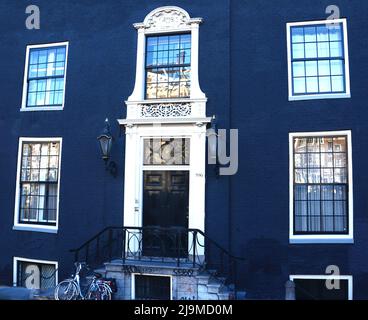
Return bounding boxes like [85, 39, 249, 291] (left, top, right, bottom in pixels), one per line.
[330, 41, 343, 57]
[321, 185, 334, 200]
[295, 154, 307, 168]
[291, 27, 304, 43]
[293, 78, 305, 94]
[293, 62, 305, 77]
[318, 60, 330, 76]
[295, 169, 307, 183]
[329, 25, 342, 41]
[292, 43, 305, 59]
[330, 60, 344, 75]
[335, 168, 347, 183]
[317, 42, 330, 58]
[294, 138, 307, 152]
[304, 27, 316, 42]
[305, 43, 317, 58]
[321, 169, 334, 183]
[321, 153, 333, 167]
[334, 137, 347, 152]
[308, 169, 320, 183]
[316, 25, 329, 41]
[305, 61, 317, 76]
[306, 77, 318, 93]
[307, 153, 320, 167]
[331, 76, 344, 92]
[295, 185, 307, 200]
[319, 76, 331, 92]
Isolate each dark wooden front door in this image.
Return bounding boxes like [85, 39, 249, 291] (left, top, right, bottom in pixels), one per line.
[143, 171, 189, 257]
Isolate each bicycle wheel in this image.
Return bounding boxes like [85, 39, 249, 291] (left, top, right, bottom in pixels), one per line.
[86, 283, 112, 301]
[54, 280, 79, 300]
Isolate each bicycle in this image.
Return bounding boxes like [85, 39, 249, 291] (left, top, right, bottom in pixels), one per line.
[54, 262, 113, 300]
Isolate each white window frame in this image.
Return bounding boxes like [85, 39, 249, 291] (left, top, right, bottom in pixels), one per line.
[289, 275, 353, 300]
[131, 273, 173, 300]
[21, 41, 69, 111]
[287, 19, 350, 101]
[289, 130, 353, 244]
[13, 137, 63, 233]
[13, 257, 58, 288]
[127, 6, 206, 103]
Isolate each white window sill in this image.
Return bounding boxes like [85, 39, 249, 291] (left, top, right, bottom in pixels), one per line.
[290, 236, 354, 244]
[20, 106, 64, 112]
[13, 225, 58, 234]
[289, 93, 351, 101]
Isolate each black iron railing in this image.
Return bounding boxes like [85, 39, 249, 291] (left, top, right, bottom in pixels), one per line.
[70, 226, 246, 298]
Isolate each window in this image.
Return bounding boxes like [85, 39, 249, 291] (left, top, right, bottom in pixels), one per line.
[14, 258, 58, 290]
[289, 131, 353, 243]
[290, 275, 353, 300]
[287, 19, 350, 100]
[133, 275, 171, 300]
[14, 138, 62, 233]
[143, 138, 190, 165]
[21, 42, 69, 111]
[146, 34, 191, 99]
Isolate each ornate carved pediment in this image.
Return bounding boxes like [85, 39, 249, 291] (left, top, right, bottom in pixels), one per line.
[136, 6, 202, 31]
[145, 7, 189, 30]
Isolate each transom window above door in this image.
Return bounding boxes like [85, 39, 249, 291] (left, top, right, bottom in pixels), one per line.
[144, 138, 190, 165]
[287, 19, 350, 100]
[146, 34, 191, 99]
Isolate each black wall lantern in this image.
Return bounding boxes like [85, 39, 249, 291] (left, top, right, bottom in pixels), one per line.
[97, 118, 117, 177]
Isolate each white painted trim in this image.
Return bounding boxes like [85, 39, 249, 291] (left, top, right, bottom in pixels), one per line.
[131, 273, 173, 300]
[20, 41, 69, 111]
[289, 274, 353, 300]
[13, 137, 63, 233]
[286, 19, 350, 101]
[123, 125, 207, 258]
[13, 257, 58, 288]
[289, 130, 353, 244]
[128, 6, 206, 102]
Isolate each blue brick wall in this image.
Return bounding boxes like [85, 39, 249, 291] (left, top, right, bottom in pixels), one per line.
[0, 0, 367, 299]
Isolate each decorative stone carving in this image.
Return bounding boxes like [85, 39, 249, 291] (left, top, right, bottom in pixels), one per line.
[140, 103, 192, 118]
[142, 7, 192, 31]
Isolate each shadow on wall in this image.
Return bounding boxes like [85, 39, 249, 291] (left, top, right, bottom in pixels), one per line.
[243, 238, 287, 299]
[0, 264, 12, 287]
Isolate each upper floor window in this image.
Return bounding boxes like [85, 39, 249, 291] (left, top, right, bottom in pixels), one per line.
[289, 131, 353, 244]
[14, 138, 62, 233]
[287, 19, 350, 101]
[146, 34, 191, 99]
[21, 42, 69, 111]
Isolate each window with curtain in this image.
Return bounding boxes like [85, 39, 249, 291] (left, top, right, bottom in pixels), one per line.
[145, 34, 191, 99]
[26, 45, 67, 108]
[293, 136, 349, 234]
[18, 141, 60, 226]
[290, 22, 347, 96]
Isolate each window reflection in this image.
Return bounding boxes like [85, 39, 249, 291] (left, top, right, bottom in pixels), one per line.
[293, 136, 348, 234]
[146, 34, 191, 99]
[290, 23, 346, 95]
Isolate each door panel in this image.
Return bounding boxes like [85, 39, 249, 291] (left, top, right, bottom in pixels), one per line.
[143, 171, 189, 257]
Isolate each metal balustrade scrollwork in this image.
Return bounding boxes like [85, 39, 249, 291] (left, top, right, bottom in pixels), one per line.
[70, 226, 246, 299]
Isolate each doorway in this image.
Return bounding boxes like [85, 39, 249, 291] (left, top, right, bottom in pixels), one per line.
[142, 171, 189, 257]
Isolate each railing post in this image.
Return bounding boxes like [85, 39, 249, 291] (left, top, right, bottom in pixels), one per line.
[108, 228, 113, 261]
[96, 236, 100, 263]
[176, 229, 181, 267]
[122, 228, 126, 263]
[192, 231, 197, 268]
[85, 243, 89, 265]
